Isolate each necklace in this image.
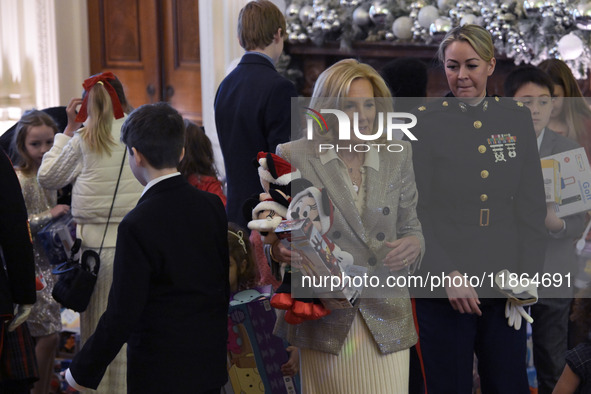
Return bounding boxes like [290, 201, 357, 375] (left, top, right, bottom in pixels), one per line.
[340, 153, 364, 194]
[349, 167, 362, 193]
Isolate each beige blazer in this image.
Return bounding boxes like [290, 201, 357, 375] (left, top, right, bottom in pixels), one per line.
[275, 138, 424, 355]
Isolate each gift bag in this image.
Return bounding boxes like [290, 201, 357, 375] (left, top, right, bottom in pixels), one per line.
[52, 239, 100, 312]
[37, 213, 76, 265]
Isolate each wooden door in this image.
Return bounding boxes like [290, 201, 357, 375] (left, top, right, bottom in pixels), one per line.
[88, 0, 161, 108]
[87, 0, 202, 122]
[162, 0, 202, 122]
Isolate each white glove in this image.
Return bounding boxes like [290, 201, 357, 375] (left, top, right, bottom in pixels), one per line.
[495, 269, 538, 330]
[504, 299, 533, 330]
[8, 304, 33, 332]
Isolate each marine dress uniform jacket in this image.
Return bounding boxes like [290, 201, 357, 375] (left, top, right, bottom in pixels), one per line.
[214, 53, 297, 228]
[410, 96, 547, 298]
[276, 139, 424, 355]
[69, 175, 229, 393]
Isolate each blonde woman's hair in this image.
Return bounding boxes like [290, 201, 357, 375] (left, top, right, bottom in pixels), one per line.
[308, 59, 393, 144]
[79, 83, 116, 155]
[438, 24, 495, 63]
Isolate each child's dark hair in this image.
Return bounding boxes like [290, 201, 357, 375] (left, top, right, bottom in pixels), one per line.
[572, 286, 591, 341]
[120, 102, 185, 169]
[504, 65, 554, 98]
[13, 109, 58, 174]
[178, 119, 217, 179]
[228, 222, 258, 290]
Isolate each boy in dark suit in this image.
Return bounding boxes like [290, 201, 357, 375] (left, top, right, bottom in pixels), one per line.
[505, 66, 586, 394]
[214, 0, 297, 228]
[66, 103, 230, 393]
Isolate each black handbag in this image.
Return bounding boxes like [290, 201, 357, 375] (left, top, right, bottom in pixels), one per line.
[51, 239, 100, 312]
[51, 150, 126, 312]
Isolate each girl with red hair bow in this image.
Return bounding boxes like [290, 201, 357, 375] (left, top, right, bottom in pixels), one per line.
[38, 72, 143, 393]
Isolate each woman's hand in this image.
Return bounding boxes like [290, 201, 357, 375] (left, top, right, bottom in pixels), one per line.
[383, 235, 421, 272]
[50, 204, 70, 219]
[271, 240, 302, 268]
[63, 98, 84, 137]
[445, 270, 482, 315]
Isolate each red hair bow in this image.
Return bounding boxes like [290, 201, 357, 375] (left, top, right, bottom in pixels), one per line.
[75, 71, 124, 123]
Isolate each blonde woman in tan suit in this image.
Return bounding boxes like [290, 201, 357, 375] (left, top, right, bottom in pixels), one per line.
[273, 58, 424, 393]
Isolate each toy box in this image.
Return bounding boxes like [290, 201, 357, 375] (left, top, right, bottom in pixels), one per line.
[541, 158, 561, 203]
[541, 147, 591, 217]
[274, 218, 365, 309]
[227, 295, 299, 394]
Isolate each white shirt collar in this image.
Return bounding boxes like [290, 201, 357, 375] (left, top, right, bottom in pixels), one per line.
[141, 172, 181, 197]
[537, 128, 546, 151]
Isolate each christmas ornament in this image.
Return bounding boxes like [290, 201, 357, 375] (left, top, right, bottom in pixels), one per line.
[418, 5, 439, 29]
[392, 16, 413, 40]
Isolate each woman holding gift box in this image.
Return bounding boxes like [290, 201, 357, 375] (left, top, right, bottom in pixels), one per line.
[273, 58, 424, 393]
[409, 24, 548, 393]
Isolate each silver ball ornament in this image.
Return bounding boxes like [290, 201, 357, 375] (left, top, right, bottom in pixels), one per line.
[573, 3, 591, 30]
[286, 3, 301, 21]
[438, 0, 453, 12]
[299, 5, 315, 25]
[523, 0, 546, 18]
[288, 32, 299, 44]
[314, 4, 328, 17]
[340, 0, 360, 8]
[460, 13, 478, 26]
[392, 16, 413, 40]
[332, 20, 341, 31]
[429, 17, 452, 40]
[369, 3, 391, 26]
[557, 33, 584, 60]
[297, 33, 309, 43]
[385, 31, 395, 41]
[410, 1, 427, 10]
[418, 5, 439, 29]
[353, 6, 371, 27]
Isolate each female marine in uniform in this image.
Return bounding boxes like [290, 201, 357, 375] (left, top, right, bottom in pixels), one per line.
[410, 24, 547, 393]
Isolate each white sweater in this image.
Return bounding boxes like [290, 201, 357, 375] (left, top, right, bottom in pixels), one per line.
[38, 116, 143, 248]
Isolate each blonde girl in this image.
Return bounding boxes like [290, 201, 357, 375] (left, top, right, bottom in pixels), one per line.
[38, 72, 143, 394]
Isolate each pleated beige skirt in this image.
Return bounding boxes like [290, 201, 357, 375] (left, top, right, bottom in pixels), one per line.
[300, 312, 409, 394]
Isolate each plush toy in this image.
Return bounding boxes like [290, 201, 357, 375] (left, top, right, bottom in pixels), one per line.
[245, 191, 289, 236]
[271, 185, 353, 324]
[243, 152, 306, 244]
[256, 151, 300, 195]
